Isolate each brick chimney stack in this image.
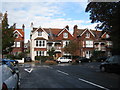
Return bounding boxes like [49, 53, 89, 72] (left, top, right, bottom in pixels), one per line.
[65, 25, 69, 30]
[73, 25, 78, 38]
[22, 24, 25, 31]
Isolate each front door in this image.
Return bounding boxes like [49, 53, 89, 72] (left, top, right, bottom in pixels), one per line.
[86, 51, 91, 59]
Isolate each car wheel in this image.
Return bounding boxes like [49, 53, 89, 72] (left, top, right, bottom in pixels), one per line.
[58, 61, 61, 64]
[100, 66, 106, 72]
[79, 61, 81, 63]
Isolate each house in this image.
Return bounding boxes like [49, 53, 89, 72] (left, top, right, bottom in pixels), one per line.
[73, 25, 112, 58]
[11, 24, 25, 56]
[30, 24, 74, 61]
[24, 40, 30, 53]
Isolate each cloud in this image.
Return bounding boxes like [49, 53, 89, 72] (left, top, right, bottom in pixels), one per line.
[2, 2, 98, 41]
[2, 0, 88, 2]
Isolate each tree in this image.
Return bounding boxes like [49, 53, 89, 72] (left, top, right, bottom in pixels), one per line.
[85, 2, 120, 55]
[0, 12, 2, 58]
[64, 40, 79, 58]
[47, 47, 55, 60]
[2, 12, 15, 56]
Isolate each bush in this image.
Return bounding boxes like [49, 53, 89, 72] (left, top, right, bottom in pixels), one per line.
[45, 60, 57, 65]
[6, 54, 15, 59]
[35, 56, 54, 62]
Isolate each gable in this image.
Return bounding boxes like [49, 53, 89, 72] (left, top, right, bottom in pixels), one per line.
[56, 28, 74, 40]
[32, 27, 48, 36]
[101, 32, 110, 38]
[80, 29, 95, 37]
[13, 30, 23, 37]
[57, 28, 73, 37]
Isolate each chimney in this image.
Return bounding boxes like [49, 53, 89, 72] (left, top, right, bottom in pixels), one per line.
[13, 23, 16, 29]
[65, 25, 69, 30]
[31, 22, 33, 29]
[73, 25, 78, 38]
[74, 25, 78, 30]
[22, 24, 25, 31]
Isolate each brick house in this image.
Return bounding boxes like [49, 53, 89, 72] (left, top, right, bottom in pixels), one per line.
[73, 25, 112, 58]
[11, 25, 25, 56]
[30, 25, 74, 61]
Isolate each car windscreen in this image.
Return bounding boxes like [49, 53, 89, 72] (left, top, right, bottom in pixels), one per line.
[114, 56, 120, 64]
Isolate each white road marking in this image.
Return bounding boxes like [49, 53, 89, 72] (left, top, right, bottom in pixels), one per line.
[24, 68, 33, 73]
[78, 78, 109, 90]
[48, 67, 53, 69]
[57, 70, 69, 75]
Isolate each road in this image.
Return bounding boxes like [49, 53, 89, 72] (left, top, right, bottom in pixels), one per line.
[19, 62, 120, 89]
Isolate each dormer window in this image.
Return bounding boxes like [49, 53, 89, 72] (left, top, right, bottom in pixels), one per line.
[106, 34, 110, 38]
[63, 33, 68, 38]
[38, 31, 42, 36]
[86, 32, 90, 38]
[14, 33, 19, 38]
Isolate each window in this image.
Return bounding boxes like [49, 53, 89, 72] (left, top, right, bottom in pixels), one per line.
[63, 33, 68, 38]
[14, 33, 19, 38]
[86, 32, 90, 38]
[36, 40, 45, 47]
[63, 41, 70, 47]
[106, 34, 110, 38]
[13, 42, 15, 47]
[36, 51, 44, 56]
[16, 42, 20, 47]
[36, 40, 38, 46]
[38, 31, 42, 36]
[86, 40, 93, 47]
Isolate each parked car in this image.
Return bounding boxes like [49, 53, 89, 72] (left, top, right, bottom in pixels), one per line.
[0, 64, 19, 90]
[100, 55, 120, 73]
[96, 56, 108, 62]
[56, 57, 72, 63]
[24, 57, 32, 62]
[76, 57, 91, 63]
[2, 59, 19, 73]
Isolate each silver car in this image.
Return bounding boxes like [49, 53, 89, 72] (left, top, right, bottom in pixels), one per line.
[0, 64, 19, 90]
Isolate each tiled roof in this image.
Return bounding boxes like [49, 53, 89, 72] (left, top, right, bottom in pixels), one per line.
[34, 37, 46, 40]
[76, 29, 102, 37]
[43, 28, 63, 35]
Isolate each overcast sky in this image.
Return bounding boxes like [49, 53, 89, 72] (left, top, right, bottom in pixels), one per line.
[2, 0, 99, 43]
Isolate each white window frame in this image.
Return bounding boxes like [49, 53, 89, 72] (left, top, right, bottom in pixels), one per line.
[86, 32, 90, 38]
[63, 40, 70, 47]
[16, 42, 20, 47]
[12, 42, 16, 47]
[36, 51, 44, 56]
[38, 31, 42, 36]
[86, 40, 93, 47]
[36, 40, 46, 47]
[14, 33, 19, 38]
[63, 33, 68, 38]
[106, 34, 110, 38]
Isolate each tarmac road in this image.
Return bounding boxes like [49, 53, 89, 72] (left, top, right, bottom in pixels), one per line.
[19, 62, 120, 89]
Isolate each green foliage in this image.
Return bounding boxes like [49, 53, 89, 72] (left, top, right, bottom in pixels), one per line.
[6, 53, 24, 59]
[91, 50, 104, 60]
[86, 2, 120, 55]
[64, 40, 79, 56]
[2, 12, 15, 55]
[47, 47, 55, 57]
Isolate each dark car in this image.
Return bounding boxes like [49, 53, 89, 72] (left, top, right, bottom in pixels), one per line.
[100, 55, 120, 73]
[76, 57, 91, 63]
[96, 56, 108, 62]
[24, 57, 32, 62]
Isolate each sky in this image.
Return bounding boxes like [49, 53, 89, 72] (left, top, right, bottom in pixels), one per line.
[2, 0, 99, 43]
